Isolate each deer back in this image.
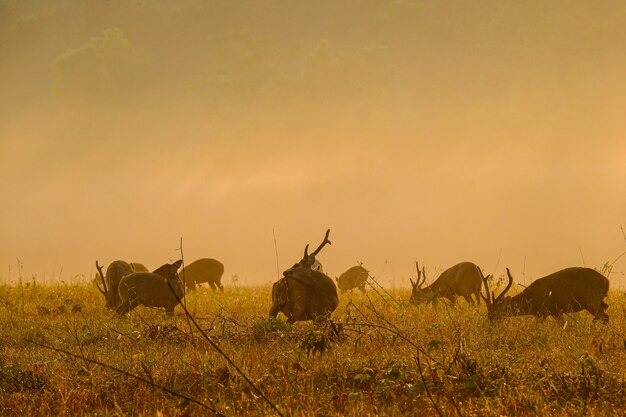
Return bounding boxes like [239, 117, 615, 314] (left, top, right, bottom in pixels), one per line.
[104, 260, 133, 309]
[271, 265, 339, 323]
[179, 258, 224, 286]
[511, 267, 608, 315]
[411, 262, 482, 303]
[429, 262, 482, 297]
[269, 229, 337, 323]
[270, 267, 339, 323]
[336, 265, 368, 291]
[118, 260, 184, 312]
[482, 267, 609, 322]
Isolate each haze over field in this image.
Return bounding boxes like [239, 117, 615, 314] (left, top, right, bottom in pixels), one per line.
[1, 1, 625, 286]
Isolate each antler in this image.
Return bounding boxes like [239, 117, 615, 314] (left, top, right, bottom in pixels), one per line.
[310, 229, 332, 257]
[95, 260, 108, 296]
[302, 229, 332, 265]
[479, 266, 511, 307]
[415, 261, 426, 288]
[478, 266, 493, 306]
[499, 268, 514, 302]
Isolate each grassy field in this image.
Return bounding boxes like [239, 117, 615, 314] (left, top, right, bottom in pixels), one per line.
[0, 281, 625, 416]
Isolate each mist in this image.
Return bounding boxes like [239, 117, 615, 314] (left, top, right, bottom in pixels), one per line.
[1, 1, 625, 286]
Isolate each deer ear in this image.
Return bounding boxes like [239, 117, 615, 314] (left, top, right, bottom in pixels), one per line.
[172, 260, 183, 269]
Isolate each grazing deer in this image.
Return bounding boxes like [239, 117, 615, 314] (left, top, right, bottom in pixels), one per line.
[95, 260, 151, 309]
[336, 265, 369, 293]
[269, 229, 339, 323]
[179, 258, 224, 291]
[116, 260, 184, 316]
[130, 262, 149, 273]
[96, 260, 133, 310]
[410, 261, 484, 305]
[479, 267, 609, 323]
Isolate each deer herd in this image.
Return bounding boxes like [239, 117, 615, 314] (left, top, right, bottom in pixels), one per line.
[95, 229, 611, 324]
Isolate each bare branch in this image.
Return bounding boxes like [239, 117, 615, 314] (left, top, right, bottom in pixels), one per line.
[167, 281, 284, 417]
[27, 338, 222, 415]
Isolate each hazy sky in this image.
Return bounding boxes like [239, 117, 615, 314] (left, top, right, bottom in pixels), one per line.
[1, 1, 625, 287]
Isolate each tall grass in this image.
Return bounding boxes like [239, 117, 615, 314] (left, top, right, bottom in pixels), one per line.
[0, 282, 624, 416]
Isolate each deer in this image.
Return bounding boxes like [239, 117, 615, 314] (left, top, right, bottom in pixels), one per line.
[179, 258, 225, 291]
[116, 260, 184, 316]
[129, 262, 149, 273]
[95, 260, 151, 309]
[96, 260, 133, 310]
[336, 265, 369, 293]
[410, 261, 484, 305]
[269, 229, 339, 324]
[479, 266, 609, 323]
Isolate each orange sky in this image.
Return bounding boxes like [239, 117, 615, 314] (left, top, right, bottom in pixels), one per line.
[1, 1, 625, 287]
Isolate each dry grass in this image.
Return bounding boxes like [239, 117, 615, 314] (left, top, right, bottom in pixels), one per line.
[0, 282, 625, 416]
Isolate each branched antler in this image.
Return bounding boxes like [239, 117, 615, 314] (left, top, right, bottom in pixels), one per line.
[310, 229, 332, 257]
[95, 260, 108, 296]
[410, 261, 427, 289]
[500, 268, 514, 302]
[303, 229, 332, 263]
[478, 266, 508, 307]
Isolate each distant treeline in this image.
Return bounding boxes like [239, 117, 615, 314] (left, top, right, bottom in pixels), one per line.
[3, 0, 626, 110]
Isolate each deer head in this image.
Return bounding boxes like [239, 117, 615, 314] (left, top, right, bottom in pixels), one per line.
[283, 229, 332, 276]
[479, 267, 511, 320]
[152, 260, 183, 285]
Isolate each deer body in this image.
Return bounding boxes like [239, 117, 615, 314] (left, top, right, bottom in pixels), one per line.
[270, 267, 339, 323]
[410, 262, 482, 305]
[179, 258, 224, 291]
[116, 260, 184, 315]
[481, 267, 609, 322]
[336, 265, 369, 293]
[269, 229, 339, 323]
[96, 260, 151, 309]
[102, 260, 133, 310]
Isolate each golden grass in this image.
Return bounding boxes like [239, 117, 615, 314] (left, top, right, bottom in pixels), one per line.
[0, 283, 625, 416]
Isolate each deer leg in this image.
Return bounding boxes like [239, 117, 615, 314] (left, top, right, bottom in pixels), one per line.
[116, 300, 134, 316]
[463, 295, 474, 305]
[112, 293, 119, 310]
[269, 301, 282, 318]
[358, 284, 366, 293]
[208, 281, 217, 291]
[217, 282, 224, 292]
